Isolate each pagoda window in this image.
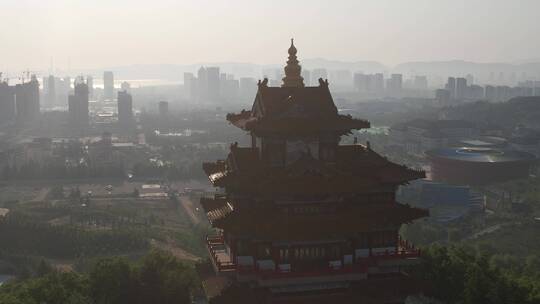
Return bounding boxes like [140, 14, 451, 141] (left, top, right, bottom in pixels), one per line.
[257, 243, 272, 259]
[292, 246, 328, 261]
[286, 139, 319, 164]
[279, 248, 289, 262]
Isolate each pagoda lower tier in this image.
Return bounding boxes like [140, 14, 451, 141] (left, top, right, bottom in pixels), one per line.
[199, 196, 427, 302]
[201, 232, 425, 304]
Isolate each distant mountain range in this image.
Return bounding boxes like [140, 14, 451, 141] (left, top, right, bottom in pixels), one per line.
[63, 59, 540, 83]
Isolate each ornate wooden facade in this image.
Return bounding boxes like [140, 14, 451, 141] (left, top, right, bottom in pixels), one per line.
[200, 40, 428, 304]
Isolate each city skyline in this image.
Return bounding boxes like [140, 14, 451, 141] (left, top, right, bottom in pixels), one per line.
[2, 0, 540, 71]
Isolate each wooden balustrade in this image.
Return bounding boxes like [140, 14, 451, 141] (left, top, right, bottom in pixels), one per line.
[206, 235, 421, 275]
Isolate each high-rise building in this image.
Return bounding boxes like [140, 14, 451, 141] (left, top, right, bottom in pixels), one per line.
[435, 89, 451, 105]
[46, 75, 56, 107]
[103, 71, 114, 100]
[87, 76, 94, 98]
[15, 75, 40, 123]
[159, 101, 169, 117]
[469, 85, 484, 100]
[206, 67, 221, 102]
[117, 90, 133, 129]
[413, 76, 428, 90]
[221, 75, 240, 103]
[239, 77, 257, 101]
[201, 41, 428, 303]
[0, 81, 16, 125]
[353, 73, 368, 92]
[372, 73, 385, 95]
[465, 74, 474, 86]
[445, 77, 456, 99]
[184, 72, 196, 100]
[330, 69, 352, 87]
[387, 74, 403, 97]
[64, 76, 71, 92]
[197, 67, 208, 102]
[485, 85, 496, 101]
[455, 77, 467, 100]
[68, 81, 89, 128]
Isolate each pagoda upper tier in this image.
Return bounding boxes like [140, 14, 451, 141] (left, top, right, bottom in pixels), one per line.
[203, 144, 425, 195]
[227, 39, 368, 137]
[226, 79, 370, 136]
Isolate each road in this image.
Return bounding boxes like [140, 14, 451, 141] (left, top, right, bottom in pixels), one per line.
[179, 196, 201, 225]
[466, 224, 503, 240]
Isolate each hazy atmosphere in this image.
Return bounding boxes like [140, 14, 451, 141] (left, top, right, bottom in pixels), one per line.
[2, 0, 540, 71]
[2, 1, 540, 304]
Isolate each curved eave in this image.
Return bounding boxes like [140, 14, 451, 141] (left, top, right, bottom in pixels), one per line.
[377, 166, 426, 184]
[212, 203, 429, 238]
[226, 111, 371, 135]
[203, 161, 230, 187]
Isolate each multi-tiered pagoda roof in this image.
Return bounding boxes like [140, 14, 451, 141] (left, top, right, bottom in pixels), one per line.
[203, 143, 424, 195]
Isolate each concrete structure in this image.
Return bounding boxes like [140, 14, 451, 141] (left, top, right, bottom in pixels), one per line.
[0, 82, 16, 125]
[15, 75, 40, 123]
[103, 71, 114, 100]
[68, 81, 90, 128]
[427, 147, 537, 185]
[455, 77, 467, 100]
[158, 101, 169, 117]
[207, 67, 221, 102]
[117, 90, 133, 130]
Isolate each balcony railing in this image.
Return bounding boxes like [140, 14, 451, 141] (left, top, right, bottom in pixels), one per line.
[206, 235, 421, 277]
[206, 235, 236, 272]
[237, 263, 369, 280]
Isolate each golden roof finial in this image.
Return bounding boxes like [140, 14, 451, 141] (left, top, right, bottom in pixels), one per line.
[288, 38, 297, 56]
[282, 38, 304, 88]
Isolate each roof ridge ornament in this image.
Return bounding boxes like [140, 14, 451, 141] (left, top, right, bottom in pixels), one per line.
[258, 78, 268, 88]
[318, 78, 329, 87]
[282, 38, 305, 88]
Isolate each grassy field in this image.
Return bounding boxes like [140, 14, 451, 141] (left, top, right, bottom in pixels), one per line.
[0, 181, 212, 275]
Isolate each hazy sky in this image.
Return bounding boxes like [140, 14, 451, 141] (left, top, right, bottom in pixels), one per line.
[2, 0, 540, 71]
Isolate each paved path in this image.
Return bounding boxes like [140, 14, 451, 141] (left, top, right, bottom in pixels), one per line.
[466, 224, 503, 240]
[179, 196, 201, 225]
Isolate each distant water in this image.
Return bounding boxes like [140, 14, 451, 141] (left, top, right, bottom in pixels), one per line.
[93, 79, 181, 88]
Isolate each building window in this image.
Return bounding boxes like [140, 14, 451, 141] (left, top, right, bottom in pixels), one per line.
[257, 244, 271, 259]
[286, 139, 319, 164]
[279, 248, 289, 262]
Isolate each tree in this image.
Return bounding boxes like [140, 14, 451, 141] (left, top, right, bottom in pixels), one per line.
[89, 257, 134, 304]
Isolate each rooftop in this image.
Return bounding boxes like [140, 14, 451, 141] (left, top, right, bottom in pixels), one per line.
[426, 147, 537, 163]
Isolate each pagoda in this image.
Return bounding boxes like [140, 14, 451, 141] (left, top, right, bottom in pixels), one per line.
[200, 40, 429, 304]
